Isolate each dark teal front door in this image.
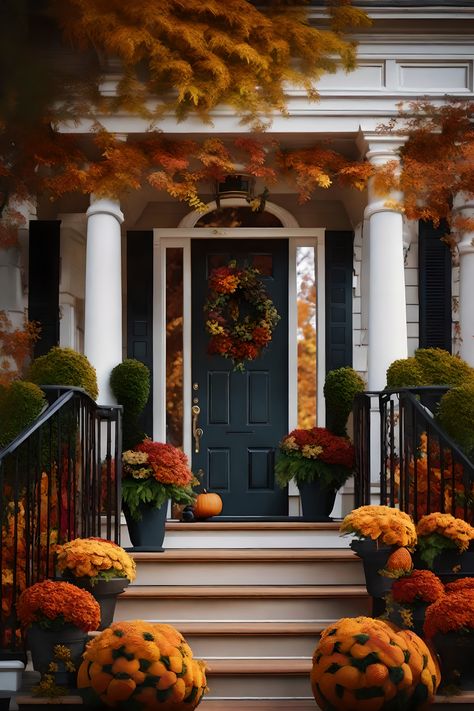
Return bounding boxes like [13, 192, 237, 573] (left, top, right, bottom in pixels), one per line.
[191, 238, 289, 516]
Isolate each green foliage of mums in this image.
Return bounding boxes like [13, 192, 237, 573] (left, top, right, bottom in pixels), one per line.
[110, 359, 150, 450]
[27, 346, 98, 400]
[324, 366, 365, 436]
[0, 380, 46, 448]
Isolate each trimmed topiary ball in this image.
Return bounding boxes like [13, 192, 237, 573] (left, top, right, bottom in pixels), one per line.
[27, 346, 98, 400]
[438, 380, 474, 458]
[110, 359, 150, 415]
[414, 348, 474, 387]
[311, 616, 440, 711]
[386, 357, 425, 389]
[110, 359, 150, 449]
[324, 367, 365, 436]
[77, 620, 207, 710]
[0, 380, 46, 448]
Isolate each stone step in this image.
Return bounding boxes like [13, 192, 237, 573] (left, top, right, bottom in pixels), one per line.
[111, 518, 352, 550]
[204, 658, 313, 699]
[131, 548, 364, 586]
[115, 584, 371, 621]
[171, 620, 329, 657]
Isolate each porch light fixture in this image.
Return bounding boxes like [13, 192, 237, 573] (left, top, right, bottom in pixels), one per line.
[214, 173, 255, 208]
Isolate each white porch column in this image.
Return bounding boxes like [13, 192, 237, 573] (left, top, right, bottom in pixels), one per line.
[453, 193, 474, 366]
[364, 137, 408, 390]
[84, 196, 124, 404]
[0, 200, 35, 329]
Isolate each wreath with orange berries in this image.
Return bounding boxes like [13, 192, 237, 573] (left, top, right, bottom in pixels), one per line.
[204, 261, 280, 371]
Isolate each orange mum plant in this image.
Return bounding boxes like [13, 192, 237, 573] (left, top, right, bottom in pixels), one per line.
[416, 513, 474, 568]
[16, 580, 100, 632]
[444, 578, 474, 594]
[55, 537, 136, 584]
[78, 619, 208, 709]
[340, 505, 417, 549]
[122, 439, 195, 521]
[391, 570, 445, 605]
[424, 589, 474, 639]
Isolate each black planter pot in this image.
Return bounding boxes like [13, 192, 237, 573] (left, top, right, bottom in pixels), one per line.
[26, 623, 88, 681]
[298, 481, 337, 521]
[123, 500, 168, 552]
[433, 631, 474, 690]
[350, 538, 396, 599]
[414, 547, 466, 583]
[65, 576, 129, 630]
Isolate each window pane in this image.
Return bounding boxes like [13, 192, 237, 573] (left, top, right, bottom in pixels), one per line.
[297, 247, 317, 428]
[166, 248, 183, 447]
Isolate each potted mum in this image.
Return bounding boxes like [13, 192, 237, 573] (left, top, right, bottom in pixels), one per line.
[339, 505, 418, 602]
[122, 438, 195, 551]
[275, 427, 354, 520]
[16, 580, 100, 683]
[55, 537, 136, 629]
[424, 583, 474, 689]
[387, 569, 445, 637]
[415, 512, 474, 578]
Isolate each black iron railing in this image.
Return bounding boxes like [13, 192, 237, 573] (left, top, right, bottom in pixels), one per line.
[0, 386, 122, 658]
[353, 387, 474, 522]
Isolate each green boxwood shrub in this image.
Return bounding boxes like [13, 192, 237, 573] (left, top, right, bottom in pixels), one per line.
[386, 357, 425, 388]
[0, 380, 46, 448]
[27, 347, 98, 400]
[386, 348, 474, 389]
[323, 366, 365, 436]
[438, 382, 474, 458]
[110, 359, 150, 449]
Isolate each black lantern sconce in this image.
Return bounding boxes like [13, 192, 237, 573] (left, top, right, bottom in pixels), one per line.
[214, 173, 255, 209]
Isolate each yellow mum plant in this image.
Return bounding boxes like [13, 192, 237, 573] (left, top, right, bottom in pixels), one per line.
[416, 512, 474, 568]
[78, 620, 208, 710]
[340, 505, 417, 549]
[55, 537, 136, 584]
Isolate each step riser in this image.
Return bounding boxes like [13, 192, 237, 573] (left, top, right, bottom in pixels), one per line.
[204, 673, 313, 699]
[133, 561, 364, 586]
[175, 634, 321, 658]
[115, 597, 370, 621]
[162, 531, 349, 549]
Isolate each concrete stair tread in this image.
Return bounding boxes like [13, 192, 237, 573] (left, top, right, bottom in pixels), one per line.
[206, 658, 311, 675]
[168, 621, 333, 635]
[131, 548, 356, 562]
[121, 584, 368, 598]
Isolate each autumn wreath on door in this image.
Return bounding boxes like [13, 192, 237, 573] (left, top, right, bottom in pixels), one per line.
[204, 260, 280, 371]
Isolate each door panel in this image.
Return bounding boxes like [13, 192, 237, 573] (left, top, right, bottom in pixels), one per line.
[191, 239, 288, 516]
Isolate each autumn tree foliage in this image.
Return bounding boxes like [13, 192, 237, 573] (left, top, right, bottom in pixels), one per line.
[375, 99, 474, 235]
[0, 0, 371, 245]
[297, 266, 317, 429]
[0, 312, 40, 386]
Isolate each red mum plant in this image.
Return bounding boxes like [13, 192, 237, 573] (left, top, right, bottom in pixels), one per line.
[17, 580, 100, 632]
[275, 427, 354, 491]
[122, 439, 196, 521]
[392, 569, 445, 604]
[444, 578, 474, 595]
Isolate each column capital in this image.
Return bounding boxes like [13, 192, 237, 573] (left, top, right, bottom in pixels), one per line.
[356, 132, 406, 166]
[86, 196, 124, 224]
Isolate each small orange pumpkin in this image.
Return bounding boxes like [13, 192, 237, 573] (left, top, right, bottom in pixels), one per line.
[386, 547, 413, 574]
[194, 490, 223, 519]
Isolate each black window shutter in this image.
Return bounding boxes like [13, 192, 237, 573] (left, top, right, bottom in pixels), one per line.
[28, 220, 60, 357]
[325, 230, 354, 373]
[127, 231, 154, 438]
[418, 220, 452, 352]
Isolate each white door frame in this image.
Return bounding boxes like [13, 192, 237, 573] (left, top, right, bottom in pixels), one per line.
[153, 226, 326, 465]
